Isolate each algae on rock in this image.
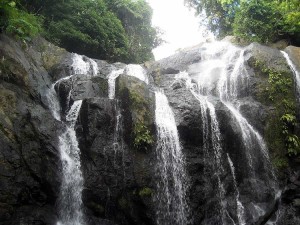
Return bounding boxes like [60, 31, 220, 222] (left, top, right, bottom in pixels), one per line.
[117, 75, 154, 152]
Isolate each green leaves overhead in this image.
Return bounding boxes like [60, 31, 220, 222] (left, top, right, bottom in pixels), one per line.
[15, 0, 161, 63]
[43, 0, 129, 62]
[104, 0, 163, 63]
[186, 0, 300, 45]
[0, 0, 43, 41]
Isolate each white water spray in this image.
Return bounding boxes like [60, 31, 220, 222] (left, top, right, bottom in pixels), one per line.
[154, 90, 189, 225]
[108, 69, 124, 99]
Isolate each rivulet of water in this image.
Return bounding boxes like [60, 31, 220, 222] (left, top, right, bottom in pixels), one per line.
[154, 90, 189, 225]
[57, 100, 84, 225]
[46, 53, 100, 225]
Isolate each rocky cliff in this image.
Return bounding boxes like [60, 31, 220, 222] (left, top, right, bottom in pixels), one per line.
[0, 34, 300, 225]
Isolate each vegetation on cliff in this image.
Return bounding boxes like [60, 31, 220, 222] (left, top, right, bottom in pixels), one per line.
[0, 0, 162, 63]
[250, 57, 300, 168]
[185, 0, 300, 45]
[0, 0, 42, 41]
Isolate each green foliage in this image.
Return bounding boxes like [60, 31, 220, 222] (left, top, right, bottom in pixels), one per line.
[138, 187, 153, 197]
[281, 114, 300, 155]
[233, 1, 281, 43]
[0, 0, 43, 41]
[273, 156, 288, 169]
[251, 58, 300, 167]
[185, 0, 234, 37]
[41, 0, 129, 62]
[19, 0, 161, 63]
[129, 90, 154, 150]
[105, 0, 163, 63]
[267, 69, 293, 101]
[133, 122, 153, 149]
[186, 0, 300, 45]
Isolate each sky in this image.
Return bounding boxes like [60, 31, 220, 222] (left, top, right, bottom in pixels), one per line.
[147, 0, 213, 60]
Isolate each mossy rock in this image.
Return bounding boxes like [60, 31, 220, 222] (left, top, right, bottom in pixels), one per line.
[116, 75, 155, 152]
[91, 76, 108, 96]
[138, 187, 153, 197]
[118, 196, 128, 209]
[0, 57, 29, 87]
[86, 201, 105, 216]
[33, 37, 67, 71]
[248, 49, 300, 169]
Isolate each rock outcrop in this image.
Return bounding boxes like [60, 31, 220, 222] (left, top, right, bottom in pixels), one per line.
[1, 34, 300, 225]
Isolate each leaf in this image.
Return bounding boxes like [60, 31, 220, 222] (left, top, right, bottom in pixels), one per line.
[8, 1, 16, 7]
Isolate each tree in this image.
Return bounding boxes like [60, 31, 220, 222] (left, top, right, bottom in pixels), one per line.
[105, 0, 163, 63]
[43, 0, 130, 62]
[18, 0, 162, 63]
[186, 0, 300, 45]
[233, 1, 281, 43]
[0, 0, 42, 41]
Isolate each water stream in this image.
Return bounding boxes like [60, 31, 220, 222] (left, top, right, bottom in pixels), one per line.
[281, 51, 300, 96]
[46, 53, 99, 225]
[154, 90, 189, 225]
[57, 100, 84, 225]
[175, 41, 277, 224]
[227, 154, 246, 225]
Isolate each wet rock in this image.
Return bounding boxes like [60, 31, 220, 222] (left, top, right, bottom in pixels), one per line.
[0, 34, 62, 225]
[76, 96, 155, 225]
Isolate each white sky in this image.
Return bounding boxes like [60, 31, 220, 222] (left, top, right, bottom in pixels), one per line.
[147, 0, 213, 60]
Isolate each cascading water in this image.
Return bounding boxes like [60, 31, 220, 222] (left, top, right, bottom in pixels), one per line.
[281, 51, 300, 96]
[154, 90, 189, 225]
[227, 154, 246, 225]
[215, 44, 276, 184]
[46, 53, 99, 225]
[124, 64, 149, 84]
[57, 100, 84, 225]
[175, 71, 228, 224]
[107, 68, 126, 179]
[108, 69, 124, 100]
[175, 41, 277, 224]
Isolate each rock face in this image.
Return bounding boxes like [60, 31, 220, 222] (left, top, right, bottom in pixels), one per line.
[1, 34, 300, 225]
[0, 35, 64, 224]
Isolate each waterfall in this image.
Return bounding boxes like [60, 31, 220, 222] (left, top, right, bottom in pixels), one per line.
[227, 154, 246, 225]
[107, 68, 126, 180]
[45, 53, 99, 225]
[175, 41, 277, 224]
[57, 100, 84, 225]
[154, 90, 189, 225]
[176, 71, 228, 224]
[216, 45, 276, 182]
[108, 69, 124, 99]
[281, 51, 300, 96]
[71, 53, 98, 76]
[124, 64, 149, 84]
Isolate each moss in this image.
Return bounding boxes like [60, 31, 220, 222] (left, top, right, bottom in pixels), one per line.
[86, 201, 105, 216]
[129, 88, 154, 151]
[91, 77, 108, 96]
[0, 57, 29, 86]
[118, 196, 128, 209]
[118, 77, 154, 151]
[250, 58, 300, 168]
[40, 44, 67, 70]
[138, 187, 153, 197]
[273, 156, 289, 169]
[0, 59, 14, 81]
[152, 67, 162, 86]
